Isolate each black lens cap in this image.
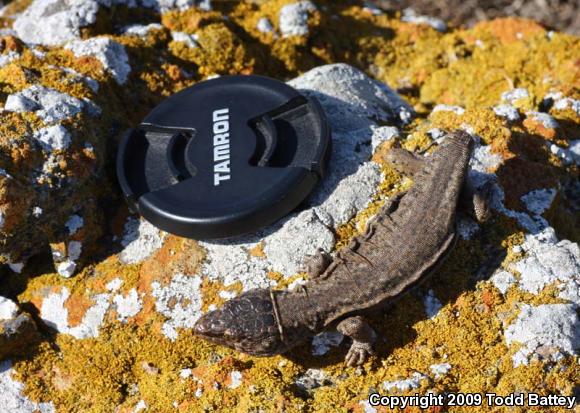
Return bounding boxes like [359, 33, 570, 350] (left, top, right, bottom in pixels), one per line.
[116, 75, 331, 240]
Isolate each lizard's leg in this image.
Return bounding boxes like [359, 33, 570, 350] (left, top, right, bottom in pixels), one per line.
[459, 180, 494, 223]
[336, 316, 377, 367]
[384, 146, 494, 223]
[381, 148, 424, 176]
[299, 248, 332, 278]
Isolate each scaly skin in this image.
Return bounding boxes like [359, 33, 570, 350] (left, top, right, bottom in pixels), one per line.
[194, 131, 483, 365]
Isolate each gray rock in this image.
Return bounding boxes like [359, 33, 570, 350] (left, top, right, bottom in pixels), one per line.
[288, 63, 414, 127]
[65, 38, 131, 85]
[279, 1, 317, 37]
[264, 209, 335, 276]
[0, 312, 40, 360]
[13, 0, 99, 46]
[510, 230, 579, 304]
[526, 111, 559, 129]
[501, 88, 529, 104]
[294, 368, 332, 392]
[13, 0, 211, 46]
[33, 125, 72, 152]
[521, 188, 556, 215]
[505, 304, 579, 366]
[401, 8, 447, 32]
[493, 104, 520, 121]
[5, 85, 85, 123]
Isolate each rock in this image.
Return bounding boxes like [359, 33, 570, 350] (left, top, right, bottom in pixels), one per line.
[294, 368, 332, 393]
[0, 360, 55, 412]
[171, 31, 199, 48]
[0, 297, 18, 320]
[33, 125, 72, 152]
[0, 312, 40, 360]
[118, 217, 166, 265]
[256, 17, 274, 33]
[383, 372, 427, 393]
[505, 304, 579, 366]
[493, 104, 520, 121]
[65, 38, 131, 85]
[401, 8, 447, 32]
[5, 85, 86, 123]
[13, 0, 100, 46]
[288, 63, 413, 126]
[13, 0, 211, 46]
[279, 1, 317, 37]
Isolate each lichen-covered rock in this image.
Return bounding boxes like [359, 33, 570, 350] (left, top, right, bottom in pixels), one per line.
[0, 0, 578, 411]
[0, 297, 40, 360]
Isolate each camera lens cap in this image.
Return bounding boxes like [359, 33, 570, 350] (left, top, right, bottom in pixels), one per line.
[116, 75, 331, 240]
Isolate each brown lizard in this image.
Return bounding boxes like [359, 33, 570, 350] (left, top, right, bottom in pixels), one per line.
[193, 130, 492, 366]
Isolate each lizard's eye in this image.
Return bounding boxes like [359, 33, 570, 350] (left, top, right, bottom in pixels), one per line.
[193, 289, 286, 356]
[193, 309, 228, 338]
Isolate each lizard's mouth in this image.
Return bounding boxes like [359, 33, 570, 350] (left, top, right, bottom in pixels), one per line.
[191, 288, 290, 356]
[193, 311, 228, 340]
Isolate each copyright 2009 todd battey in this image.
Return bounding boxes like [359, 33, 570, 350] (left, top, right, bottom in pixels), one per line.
[368, 392, 577, 410]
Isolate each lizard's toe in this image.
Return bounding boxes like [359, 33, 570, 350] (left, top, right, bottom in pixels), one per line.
[344, 342, 374, 367]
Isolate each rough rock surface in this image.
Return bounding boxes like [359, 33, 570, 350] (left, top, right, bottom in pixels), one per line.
[0, 1, 578, 412]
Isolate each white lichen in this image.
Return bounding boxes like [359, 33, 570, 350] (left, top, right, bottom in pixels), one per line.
[119, 217, 165, 264]
[66, 37, 131, 84]
[490, 270, 516, 295]
[371, 125, 398, 151]
[33, 125, 72, 152]
[5, 85, 85, 123]
[432, 104, 465, 115]
[520, 188, 556, 215]
[65, 215, 84, 234]
[401, 8, 447, 32]
[510, 229, 579, 304]
[525, 111, 559, 129]
[505, 304, 579, 367]
[41, 288, 110, 339]
[123, 23, 164, 37]
[106, 278, 123, 292]
[429, 363, 452, 379]
[256, 17, 274, 33]
[0, 296, 19, 320]
[383, 372, 427, 393]
[311, 331, 344, 356]
[227, 371, 242, 389]
[279, 1, 317, 37]
[0, 360, 55, 413]
[423, 289, 442, 319]
[171, 31, 199, 48]
[493, 104, 520, 121]
[113, 288, 142, 322]
[151, 273, 203, 340]
[501, 88, 529, 104]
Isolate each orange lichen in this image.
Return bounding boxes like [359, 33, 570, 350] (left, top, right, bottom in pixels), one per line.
[470, 17, 546, 44]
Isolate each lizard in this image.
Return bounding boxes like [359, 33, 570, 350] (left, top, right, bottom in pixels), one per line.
[193, 130, 492, 366]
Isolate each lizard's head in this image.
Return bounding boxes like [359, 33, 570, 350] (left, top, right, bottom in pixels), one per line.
[193, 289, 287, 356]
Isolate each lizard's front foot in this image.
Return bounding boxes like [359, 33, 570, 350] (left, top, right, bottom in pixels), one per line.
[345, 340, 375, 367]
[336, 316, 377, 367]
